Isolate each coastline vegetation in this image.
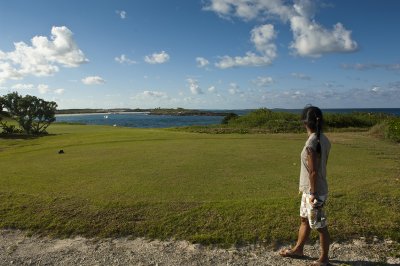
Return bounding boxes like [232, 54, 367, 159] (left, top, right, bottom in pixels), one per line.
[177, 108, 400, 143]
[0, 123, 399, 246]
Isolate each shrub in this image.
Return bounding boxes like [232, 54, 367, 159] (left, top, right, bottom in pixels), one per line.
[221, 113, 239, 124]
[385, 118, 400, 142]
[324, 112, 388, 129]
[228, 108, 300, 132]
[0, 123, 23, 135]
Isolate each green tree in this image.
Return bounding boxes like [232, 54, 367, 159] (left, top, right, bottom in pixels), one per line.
[0, 92, 57, 135]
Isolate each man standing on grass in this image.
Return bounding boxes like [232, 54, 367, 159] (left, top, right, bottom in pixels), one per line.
[279, 105, 331, 266]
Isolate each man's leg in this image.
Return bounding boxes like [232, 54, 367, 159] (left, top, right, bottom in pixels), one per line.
[316, 226, 330, 263]
[291, 217, 311, 254]
[279, 217, 310, 257]
[279, 193, 311, 257]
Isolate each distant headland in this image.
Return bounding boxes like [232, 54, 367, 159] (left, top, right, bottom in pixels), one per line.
[55, 108, 230, 116]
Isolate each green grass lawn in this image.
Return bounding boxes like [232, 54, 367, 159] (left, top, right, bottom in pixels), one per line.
[0, 124, 399, 246]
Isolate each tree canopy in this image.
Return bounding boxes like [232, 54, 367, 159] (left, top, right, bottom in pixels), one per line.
[0, 92, 57, 135]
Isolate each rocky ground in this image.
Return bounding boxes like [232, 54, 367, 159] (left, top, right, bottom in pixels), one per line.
[0, 230, 399, 266]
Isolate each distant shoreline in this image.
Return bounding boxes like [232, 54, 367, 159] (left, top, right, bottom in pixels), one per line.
[55, 108, 148, 115]
[55, 108, 231, 117]
[56, 112, 150, 117]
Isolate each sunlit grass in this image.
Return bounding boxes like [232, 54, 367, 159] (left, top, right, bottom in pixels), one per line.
[0, 124, 399, 245]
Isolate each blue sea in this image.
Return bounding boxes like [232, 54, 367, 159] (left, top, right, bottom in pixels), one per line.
[56, 108, 400, 128]
[56, 112, 225, 128]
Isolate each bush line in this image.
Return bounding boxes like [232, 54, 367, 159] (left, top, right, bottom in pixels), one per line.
[177, 108, 400, 142]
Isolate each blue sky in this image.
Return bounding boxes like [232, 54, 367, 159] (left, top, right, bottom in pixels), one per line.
[0, 0, 399, 109]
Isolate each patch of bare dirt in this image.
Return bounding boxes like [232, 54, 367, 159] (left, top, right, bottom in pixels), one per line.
[0, 230, 399, 265]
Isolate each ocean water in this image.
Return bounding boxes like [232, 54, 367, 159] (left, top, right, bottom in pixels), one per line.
[56, 108, 400, 128]
[55, 113, 226, 128]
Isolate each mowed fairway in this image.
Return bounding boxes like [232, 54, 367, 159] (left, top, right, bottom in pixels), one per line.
[1, 124, 399, 245]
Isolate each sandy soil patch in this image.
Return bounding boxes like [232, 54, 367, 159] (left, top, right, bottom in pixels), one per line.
[1, 230, 399, 265]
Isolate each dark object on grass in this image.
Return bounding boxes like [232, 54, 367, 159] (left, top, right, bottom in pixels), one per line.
[58, 150, 64, 154]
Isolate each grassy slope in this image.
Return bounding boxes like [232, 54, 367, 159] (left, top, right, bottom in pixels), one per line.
[0, 124, 399, 245]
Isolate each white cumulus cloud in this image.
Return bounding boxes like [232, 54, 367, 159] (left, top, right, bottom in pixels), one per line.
[144, 51, 170, 64]
[116, 10, 127, 19]
[0, 26, 88, 84]
[216, 24, 277, 69]
[37, 84, 50, 94]
[54, 88, 65, 95]
[115, 54, 137, 64]
[290, 0, 357, 57]
[37, 84, 65, 95]
[0, 62, 23, 83]
[291, 72, 311, 80]
[196, 57, 210, 68]
[216, 51, 273, 69]
[205, 0, 358, 58]
[143, 90, 168, 98]
[11, 83, 35, 90]
[204, 0, 293, 21]
[253, 76, 274, 87]
[251, 24, 277, 58]
[208, 86, 217, 93]
[82, 76, 106, 85]
[228, 83, 241, 95]
[187, 78, 203, 95]
[289, 18, 357, 57]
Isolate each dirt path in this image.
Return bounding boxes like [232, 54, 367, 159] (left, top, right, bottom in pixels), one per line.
[0, 230, 399, 265]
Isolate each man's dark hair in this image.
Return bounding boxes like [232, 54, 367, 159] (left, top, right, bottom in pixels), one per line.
[301, 105, 323, 154]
